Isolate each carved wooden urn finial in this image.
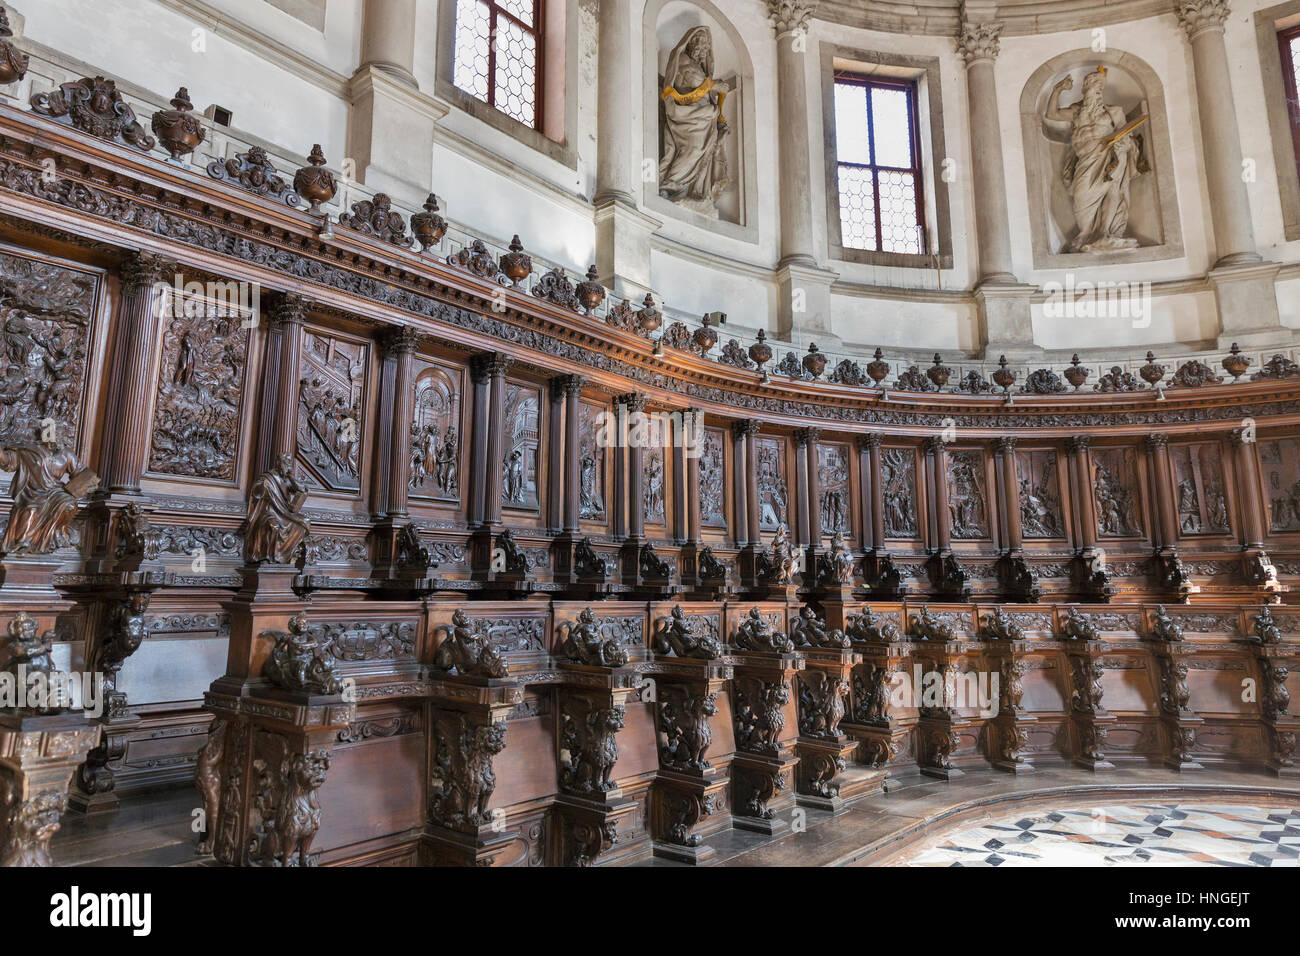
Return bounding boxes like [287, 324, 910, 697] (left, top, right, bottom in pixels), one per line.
[1064, 353, 1090, 391]
[1139, 350, 1166, 388]
[499, 234, 532, 284]
[991, 355, 1017, 393]
[151, 87, 207, 162]
[1221, 342, 1252, 381]
[926, 353, 951, 389]
[802, 341, 827, 379]
[693, 313, 720, 354]
[748, 329, 773, 380]
[636, 293, 663, 336]
[294, 144, 337, 215]
[575, 264, 606, 315]
[0, 4, 29, 87]
[410, 193, 447, 252]
[866, 347, 890, 387]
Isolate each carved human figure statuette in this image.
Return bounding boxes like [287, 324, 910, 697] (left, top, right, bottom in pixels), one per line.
[0, 433, 99, 556]
[242, 453, 310, 565]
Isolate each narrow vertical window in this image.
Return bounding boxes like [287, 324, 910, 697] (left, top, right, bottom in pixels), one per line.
[833, 73, 926, 255]
[453, 0, 542, 129]
[1281, 25, 1300, 181]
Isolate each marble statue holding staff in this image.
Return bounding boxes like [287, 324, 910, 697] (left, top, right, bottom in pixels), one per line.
[658, 25, 733, 217]
[1045, 66, 1149, 253]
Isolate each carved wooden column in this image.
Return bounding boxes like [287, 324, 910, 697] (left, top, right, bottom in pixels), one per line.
[926, 437, 951, 552]
[685, 409, 702, 546]
[1144, 434, 1192, 597]
[622, 393, 646, 544]
[98, 252, 171, 493]
[730, 421, 749, 549]
[677, 409, 709, 590]
[993, 437, 1039, 601]
[468, 353, 514, 579]
[370, 326, 426, 582]
[1066, 436, 1111, 600]
[744, 423, 762, 548]
[254, 292, 308, 479]
[795, 641, 867, 811]
[793, 428, 815, 548]
[980, 609, 1035, 774]
[1060, 607, 1115, 770]
[909, 606, 976, 779]
[1229, 429, 1279, 590]
[547, 377, 566, 532]
[856, 434, 879, 554]
[552, 375, 586, 582]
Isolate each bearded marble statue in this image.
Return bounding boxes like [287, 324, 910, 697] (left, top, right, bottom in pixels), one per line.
[1045, 66, 1148, 253]
[0, 433, 99, 556]
[658, 25, 733, 218]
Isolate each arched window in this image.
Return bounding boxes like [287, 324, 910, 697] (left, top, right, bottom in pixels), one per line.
[832, 72, 926, 255]
[452, 0, 543, 130]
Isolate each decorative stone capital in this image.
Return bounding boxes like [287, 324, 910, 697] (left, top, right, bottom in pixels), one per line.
[767, 0, 816, 38]
[1175, 0, 1230, 41]
[955, 17, 1002, 64]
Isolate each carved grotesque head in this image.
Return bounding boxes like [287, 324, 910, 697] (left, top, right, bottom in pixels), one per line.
[293, 751, 330, 789]
[577, 607, 597, 627]
[602, 707, 626, 734]
[451, 608, 471, 627]
[477, 723, 507, 755]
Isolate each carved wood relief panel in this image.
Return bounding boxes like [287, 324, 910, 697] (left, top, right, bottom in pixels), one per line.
[644, 433, 666, 526]
[1091, 446, 1144, 538]
[409, 358, 463, 503]
[882, 446, 919, 539]
[699, 426, 726, 528]
[817, 442, 851, 538]
[1262, 438, 1300, 533]
[0, 247, 99, 448]
[1170, 442, 1229, 535]
[946, 449, 989, 539]
[297, 330, 367, 493]
[1016, 449, 1064, 538]
[756, 436, 788, 531]
[148, 290, 249, 482]
[502, 381, 540, 511]
[578, 401, 606, 523]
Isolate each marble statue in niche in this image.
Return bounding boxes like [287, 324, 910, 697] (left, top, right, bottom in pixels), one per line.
[0, 252, 96, 447]
[1093, 448, 1142, 537]
[947, 451, 988, 539]
[297, 332, 365, 492]
[658, 25, 733, 218]
[149, 292, 248, 481]
[1044, 66, 1149, 253]
[818, 443, 850, 537]
[578, 403, 605, 521]
[502, 383, 539, 510]
[756, 438, 788, 530]
[1261, 439, 1300, 533]
[1017, 450, 1063, 537]
[699, 428, 725, 527]
[881, 448, 917, 538]
[1172, 444, 1228, 535]
[409, 361, 460, 500]
[644, 442, 666, 524]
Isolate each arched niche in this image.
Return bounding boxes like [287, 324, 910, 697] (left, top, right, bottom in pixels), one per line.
[1018, 48, 1183, 269]
[642, 0, 758, 241]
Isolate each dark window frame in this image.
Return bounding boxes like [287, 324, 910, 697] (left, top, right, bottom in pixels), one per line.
[1280, 24, 1300, 183]
[454, 0, 545, 131]
[832, 71, 927, 255]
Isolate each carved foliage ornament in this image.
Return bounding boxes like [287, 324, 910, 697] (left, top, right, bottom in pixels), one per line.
[955, 18, 1002, 63]
[1175, 0, 1231, 38]
[339, 193, 411, 246]
[766, 0, 815, 36]
[31, 76, 156, 151]
[208, 146, 300, 205]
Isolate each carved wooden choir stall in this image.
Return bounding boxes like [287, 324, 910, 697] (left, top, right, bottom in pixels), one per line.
[0, 50, 1297, 867]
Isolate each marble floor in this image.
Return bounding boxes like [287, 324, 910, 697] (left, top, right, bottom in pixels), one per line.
[895, 803, 1300, 867]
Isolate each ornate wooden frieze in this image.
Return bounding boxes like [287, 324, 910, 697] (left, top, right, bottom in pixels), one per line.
[316, 619, 418, 664]
[338, 712, 421, 743]
[755, 436, 788, 530]
[1092, 447, 1143, 537]
[1017, 449, 1064, 537]
[817, 442, 851, 537]
[698, 427, 726, 527]
[946, 449, 989, 539]
[148, 292, 249, 481]
[502, 381, 540, 511]
[298, 331, 367, 492]
[30, 76, 155, 151]
[881, 446, 919, 538]
[1261, 439, 1300, 532]
[409, 358, 462, 501]
[0, 250, 98, 447]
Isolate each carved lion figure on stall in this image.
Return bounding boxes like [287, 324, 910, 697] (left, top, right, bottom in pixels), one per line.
[430, 714, 507, 831]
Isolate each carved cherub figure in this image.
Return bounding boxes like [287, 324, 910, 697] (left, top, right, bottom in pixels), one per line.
[558, 607, 629, 668]
[653, 604, 722, 660]
[790, 605, 850, 649]
[756, 524, 799, 584]
[734, 605, 794, 653]
[262, 614, 344, 695]
[1060, 606, 1100, 642]
[434, 608, 508, 678]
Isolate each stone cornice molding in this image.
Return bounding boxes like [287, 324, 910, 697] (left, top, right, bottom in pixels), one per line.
[767, 0, 818, 38]
[817, 1, 1178, 38]
[1175, 0, 1231, 40]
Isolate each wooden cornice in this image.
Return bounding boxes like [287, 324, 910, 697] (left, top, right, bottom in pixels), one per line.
[0, 103, 1296, 442]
